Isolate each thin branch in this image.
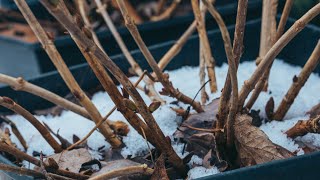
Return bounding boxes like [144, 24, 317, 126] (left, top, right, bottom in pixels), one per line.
[238, 3, 320, 111]
[89, 164, 154, 180]
[0, 163, 45, 179]
[95, 0, 164, 103]
[0, 97, 62, 153]
[151, 0, 181, 21]
[192, 0, 217, 93]
[202, 0, 238, 147]
[116, 0, 203, 114]
[77, 0, 104, 50]
[156, 0, 167, 15]
[1, 116, 28, 150]
[0, 142, 88, 179]
[13, 0, 121, 148]
[0, 73, 89, 119]
[41, 1, 186, 176]
[110, 0, 143, 24]
[286, 115, 320, 138]
[277, 0, 294, 40]
[199, 1, 208, 105]
[182, 124, 223, 133]
[273, 40, 320, 120]
[67, 71, 147, 150]
[158, 20, 197, 71]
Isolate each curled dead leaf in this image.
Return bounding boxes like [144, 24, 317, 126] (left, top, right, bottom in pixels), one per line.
[234, 114, 294, 167]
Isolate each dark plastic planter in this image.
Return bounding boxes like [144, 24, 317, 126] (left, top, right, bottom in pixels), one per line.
[0, 17, 319, 179]
[0, 0, 263, 79]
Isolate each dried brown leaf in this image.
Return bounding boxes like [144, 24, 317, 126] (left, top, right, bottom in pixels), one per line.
[174, 99, 219, 139]
[235, 114, 294, 166]
[44, 148, 92, 173]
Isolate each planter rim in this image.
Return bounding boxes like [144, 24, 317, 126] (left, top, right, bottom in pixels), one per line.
[0, 0, 261, 49]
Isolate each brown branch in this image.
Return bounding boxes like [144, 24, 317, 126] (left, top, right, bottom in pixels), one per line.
[211, 0, 248, 135]
[277, 0, 294, 40]
[158, 20, 197, 71]
[238, 3, 320, 111]
[77, 0, 104, 50]
[199, 1, 208, 105]
[182, 124, 223, 133]
[192, 0, 217, 93]
[116, 0, 203, 114]
[13, 0, 121, 148]
[1, 116, 28, 150]
[95, 0, 164, 103]
[110, 0, 143, 24]
[41, 1, 186, 176]
[273, 40, 320, 120]
[202, 0, 238, 147]
[0, 163, 45, 179]
[0, 142, 89, 179]
[0, 73, 90, 119]
[0, 97, 62, 153]
[286, 115, 320, 138]
[89, 164, 154, 180]
[151, 0, 181, 21]
[67, 71, 147, 150]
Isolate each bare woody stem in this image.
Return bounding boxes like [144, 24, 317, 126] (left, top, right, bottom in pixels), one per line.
[199, 0, 208, 104]
[77, 0, 104, 50]
[95, 0, 164, 103]
[245, 0, 294, 110]
[41, 0, 186, 175]
[286, 115, 320, 138]
[89, 164, 154, 180]
[0, 73, 90, 119]
[238, 3, 320, 111]
[202, 0, 238, 147]
[1, 116, 28, 150]
[158, 20, 196, 71]
[151, 0, 181, 21]
[277, 0, 294, 40]
[211, 0, 248, 132]
[0, 163, 45, 179]
[191, 0, 217, 93]
[116, 0, 203, 113]
[0, 142, 89, 179]
[273, 40, 320, 120]
[13, 0, 121, 148]
[0, 97, 62, 153]
[67, 71, 147, 150]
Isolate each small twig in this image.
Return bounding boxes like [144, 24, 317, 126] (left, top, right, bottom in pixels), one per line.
[77, 0, 104, 50]
[110, 0, 143, 24]
[192, 0, 217, 93]
[117, 0, 203, 114]
[40, 152, 54, 180]
[156, 0, 167, 15]
[67, 71, 147, 150]
[140, 127, 154, 165]
[0, 142, 88, 179]
[95, 0, 164, 103]
[158, 21, 197, 71]
[0, 73, 90, 119]
[237, 3, 320, 111]
[14, 0, 121, 148]
[0, 97, 62, 153]
[151, 0, 181, 21]
[202, 0, 238, 147]
[182, 124, 223, 133]
[89, 164, 153, 180]
[286, 115, 320, 138]
[273, 40, 320, 120]
[276, 0, 294, 40]
[1, 116, 28, 150]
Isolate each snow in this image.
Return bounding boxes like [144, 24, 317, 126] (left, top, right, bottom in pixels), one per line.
[3, 59, 320, 178]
